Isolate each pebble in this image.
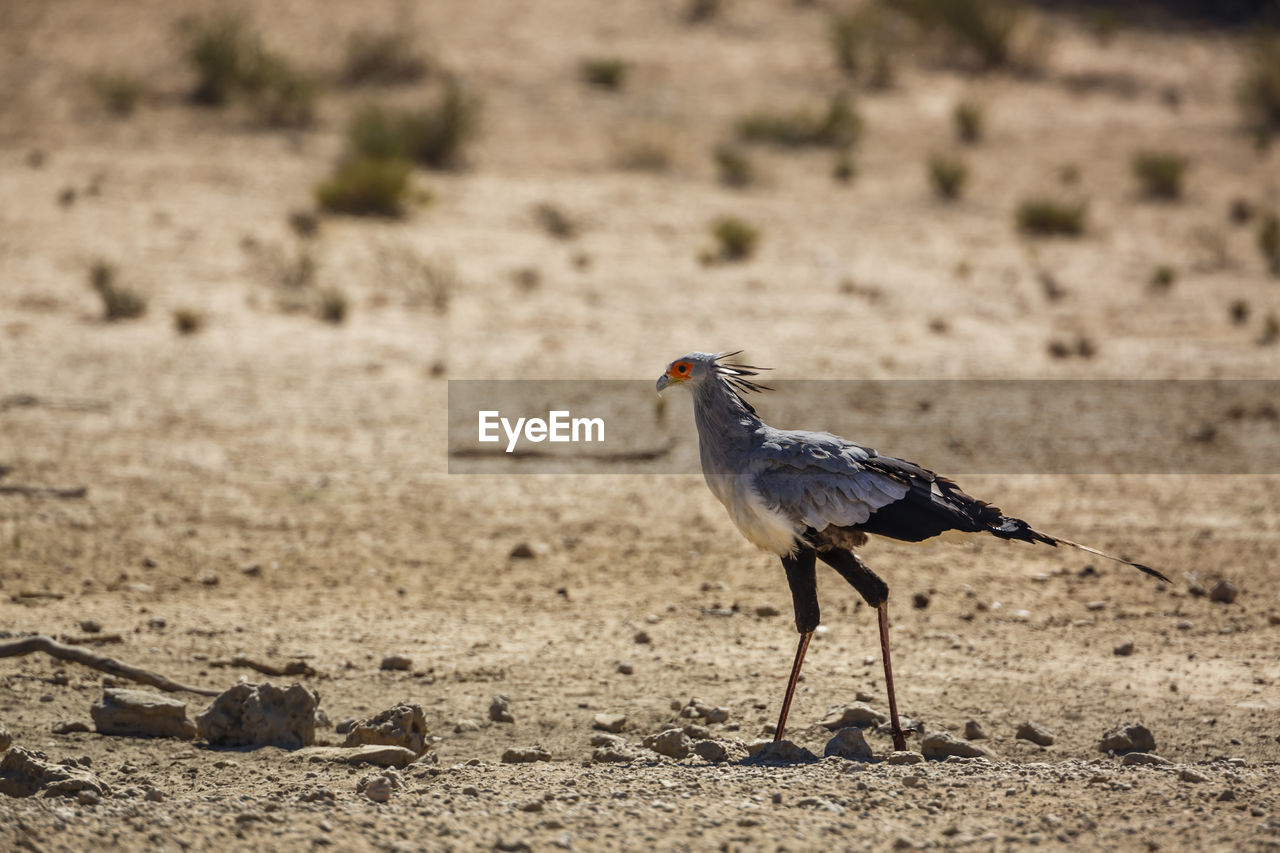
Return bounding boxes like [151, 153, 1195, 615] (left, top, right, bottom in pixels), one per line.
[795, 795, 843, 813]
[489, 695, 515, 724]
[682, 724, 710, 740]
[379, 655, 412, 672]
[517, 798, 543, 812]
[1217, 789, 1236, 802]
[1016, 722, 1055, 747]
[1113, 641, 1135, 656]
[52, 721, 90, 735]
[887, 751, 924, 765]
[362, 776, 392, 803]
[692, 739, 728, 763]
[0, 725, 11, 752]
[78, 619, 103, 633]
[702, 706, 730, 724]
[912, 592, 931, 609]
[343, 704, 429, 755]
[1180, 767, 1209, 783]
[509, 542, 535, 559]
[454, 719, 481, 733]
[755, 604, 781, 617]
[921, 731, 996, 760]
[642, 729, 691, 759]
[91, 688, 196, 740]
[634, 630, 652, 645]
[462, 786, 479, 796]
[501, 746, 551, 764]
[963, 720, 987, 740]
[1099, 722, 1156, 754]
[1085, 601, 1106, 611]
[1209, 579, 1238, 604]
[824, 727, 873, 760]
[616, 661, 634, 675]
[589, 733, 623, 747]
[819, 703, 887, 730]
[144, 788, 165, 802]
[1121, 753, 1171, 766]
[1175, 620, 1193, 631]
[593, 713, 627, 733]
[903, 774, 924, 788]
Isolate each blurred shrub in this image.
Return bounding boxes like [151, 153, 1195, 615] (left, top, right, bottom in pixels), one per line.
[1149, 265, 1177, 291]
[89, 261, 146, 321]
[580, 58, 628, 91]
[616, 137, 673, 172]
[1016, 197, 1086, 237]
[180, 13, 316, 127]
[714, 144, 755, 188]
[318, 288, 349, 324]
[1260, 211, 1280, 275]
[348, 79, 480, 169]
[316, 156, 412, 217]
[343, 29, 428, 86]
[88, 72, 144, 117]
[1132, 150, 1188, 200]
[1239, 33, 1280, 145]
[829, 7, 897, 87]
[534, 203, 577, 239]
[898, 0, 1024, 70]
[954, 99, 984, 143]
[737, 93, 860, 149]
[173, 308, 204, 335]
[833, 148, 856, 183]
[928, 153, 969, 200]
[711, 217, 759, 261]
[684, 0, 722, 24]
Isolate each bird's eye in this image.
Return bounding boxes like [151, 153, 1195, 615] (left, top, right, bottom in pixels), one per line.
[674, 363, 690, 375]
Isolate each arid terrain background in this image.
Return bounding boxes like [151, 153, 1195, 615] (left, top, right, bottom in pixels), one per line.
[2, 1, 1279, 850]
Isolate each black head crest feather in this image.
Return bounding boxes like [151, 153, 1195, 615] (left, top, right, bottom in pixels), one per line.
[713, 351, 774, 396]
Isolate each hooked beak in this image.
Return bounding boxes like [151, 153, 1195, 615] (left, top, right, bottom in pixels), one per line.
[656, 374, 672, 393]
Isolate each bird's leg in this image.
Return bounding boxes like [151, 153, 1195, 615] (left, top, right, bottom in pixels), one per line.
[777, 547, 819, 743]
[775, 631, 812, 743]
[817, 547, 907, 749]
[877, 602, 907, 751]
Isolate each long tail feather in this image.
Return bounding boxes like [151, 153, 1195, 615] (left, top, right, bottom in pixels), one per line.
[1049, 536, 1170, 583]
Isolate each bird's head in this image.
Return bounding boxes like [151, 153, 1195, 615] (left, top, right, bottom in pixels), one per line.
[657, 352, 772, 394]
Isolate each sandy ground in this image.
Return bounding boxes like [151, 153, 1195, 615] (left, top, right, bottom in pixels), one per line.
[2, 1, 1279, 850]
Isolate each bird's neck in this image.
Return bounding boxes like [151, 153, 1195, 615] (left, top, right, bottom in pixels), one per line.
[692, 378, 762, 447]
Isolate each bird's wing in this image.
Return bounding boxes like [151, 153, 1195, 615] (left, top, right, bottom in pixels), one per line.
[751, 429, 912, 531]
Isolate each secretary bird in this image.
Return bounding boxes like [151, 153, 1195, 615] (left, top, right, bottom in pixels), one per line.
[656, 351, 1168, 750]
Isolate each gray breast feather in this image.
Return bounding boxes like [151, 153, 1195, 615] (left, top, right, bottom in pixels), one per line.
[752, 429, 910, 531]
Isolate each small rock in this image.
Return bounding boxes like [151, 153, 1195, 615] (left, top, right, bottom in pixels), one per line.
[454, 719, 481, 733]
[1114, 641, 1135, 656]
[335, 718, 356, 735]
[1217, 788, 1236, 802]
[1016, 721, 1055, 746]
[616, 661, 634, 675]
[693, 739, 728, 763]
[1085, 601, 1106, 611]
[796, 795, 843, 813]
[1121, 752, 1171, 766]
[78, 619, 103, 633]
[52, 721, 90, 735]
[147, 617, 167, 630]
[144, 788, 164, 802]
[921, 731, 995, 760]
[903, 774, 924, 788]
[240, 563, 262, 577]
[1188, 582, 1207, 597]
[501, 746, 551, 764]
[195, 682, 319, 749]
[963, 720, 986, 740]
[1268, 612, 1280, 626]
[886, 750, 924, 765]
[1099, 722, 1156, 754]
[343, 704, 429, 756]
[683, 723, 710, 740]
[1209, 579, 1238, 604]
[0, 747, 111, 798]
[642, 729, 691, 759]
[912, 592, 930, 609]
[91, 689, 196, 740]
[754, 604, 781, 617]
[0, 726, 10, 752]
[591, 745, 637, 763]
[743, 739, 771, 756]
[301, 745, 418, 768]
[1175, 620, 1193, 631]
[1180, 767, 1209, 783]
[702, 706, 730, 724]
[634, 630, 652, 645]
[489, 695, 514, 724]
[517, 798, 543, 812]
[495, 840, 532, 853]
[509, 543, 535, 559]
[77, 789, 101, 805]
[819, 703, 887, 730]
[824, 727, 873, 760]
[362, 775, 393, 803]
[590, 733, 623, 747]
[744, 739, 818, 764]
[593, 713, 626, 733]
[379, 655, 412, 672]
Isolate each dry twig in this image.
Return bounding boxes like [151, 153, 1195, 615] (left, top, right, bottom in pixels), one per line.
[0, 635, 220, 696]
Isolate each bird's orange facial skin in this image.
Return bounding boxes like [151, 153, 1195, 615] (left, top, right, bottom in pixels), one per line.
[667, 361, 693, 382]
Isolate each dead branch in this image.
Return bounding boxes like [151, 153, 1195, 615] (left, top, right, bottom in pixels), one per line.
[210, 656, 316, 677]
[0, 635, 220, 696]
